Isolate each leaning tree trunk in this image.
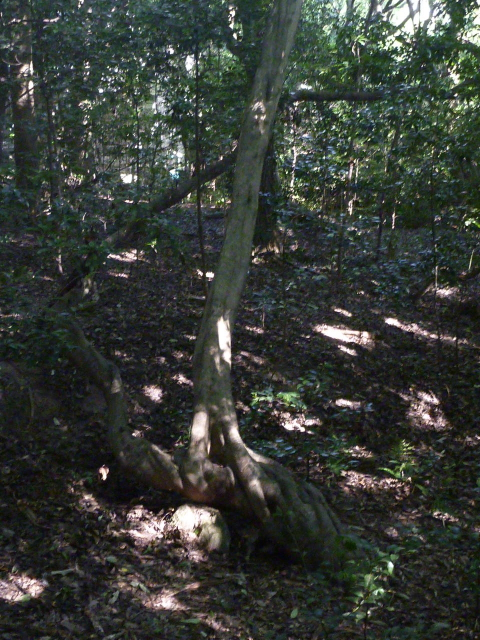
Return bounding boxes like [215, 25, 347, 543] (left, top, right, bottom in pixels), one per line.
[183, 0, 344, 566]
[54, 0, 346, 569]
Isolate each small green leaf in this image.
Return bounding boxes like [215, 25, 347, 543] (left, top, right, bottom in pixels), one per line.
[290, 607, 299, 619]
[364, 573, 374, 588]
[109, 590, 120, 604]
[19, 594, 32, 603]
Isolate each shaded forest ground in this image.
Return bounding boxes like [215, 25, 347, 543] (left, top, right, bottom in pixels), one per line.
[0, 207, 479, 639]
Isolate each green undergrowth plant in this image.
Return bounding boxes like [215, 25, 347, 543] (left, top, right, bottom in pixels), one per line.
[380, 439, 429, 496]
[381, 439, 417, 481]
[304, 541, 407, 640]
[247, 371, 369, 478]
[248, 367, 333, 422]
[341, 547, 399, 639]
[145, 212, 189, 264]
[318, 433, 364, 476]
[250, 385, 307, 413]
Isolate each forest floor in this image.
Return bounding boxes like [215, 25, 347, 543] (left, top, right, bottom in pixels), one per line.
[1, 206, 479, 640]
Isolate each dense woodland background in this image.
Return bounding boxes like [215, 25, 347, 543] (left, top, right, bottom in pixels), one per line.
[1, 0, 480, 638]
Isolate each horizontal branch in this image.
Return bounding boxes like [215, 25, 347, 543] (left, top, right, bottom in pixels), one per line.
[289, 88, 387, 104]
[105, 149, 236, 250]
[150, 149, 237, 215]
[288, 78, 478, 106]
[56, 149, 238, 298]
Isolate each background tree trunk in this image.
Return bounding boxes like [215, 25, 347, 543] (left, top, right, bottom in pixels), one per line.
[10, 0, 38, 200]
[0, 59, 8, 166]
[254, 135, 283, 251]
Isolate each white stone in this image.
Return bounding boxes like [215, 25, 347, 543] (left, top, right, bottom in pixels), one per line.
[169, 504, 230, 553]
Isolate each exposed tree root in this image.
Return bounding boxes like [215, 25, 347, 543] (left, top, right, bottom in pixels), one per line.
[258, 460, 345, 567]
[51, 305, 347, 568]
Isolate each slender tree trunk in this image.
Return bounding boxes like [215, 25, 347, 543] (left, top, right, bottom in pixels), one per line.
[376, 123, 401, 260]
[194, 25, 208, 296]
[0, 59, 9, 165]
[183, 0, 344, 565]
[254, 135, 282, 251]
[187, 0, 307, 489]
[10, 0, 38, 200]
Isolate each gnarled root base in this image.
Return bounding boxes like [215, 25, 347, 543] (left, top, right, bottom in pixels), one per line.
[254, 460, 346, 568]
[52, 306, 348, 569]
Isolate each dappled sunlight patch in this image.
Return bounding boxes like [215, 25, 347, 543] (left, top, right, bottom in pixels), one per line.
[340, 470, 413, 498]
[400, 389, 450, 432]
[279, 414, 322, 432]
[216, 317, 231, 367]
[146, 591, 186, 611]
[333, 307, 353, 318]
[195, 269, 214, 281]
[338, 345, 358, 356]
[335, 399, 364, 410]
[77, 490, 103, 513]
[344, 444, 377, 464]
[109, 250, 141, 264]
[173, 372, 193, 387]
[314, 324, 375, 349]
[431, 510, 460, 525]
[279, 412, 308, 432]
[383, 526, 401, 540]
[345, 444, 376, 461]
[137, 580, 248, 639]
[106, 270, 130, 279]
[237, 350, 266, 366]
[464, 435, 480, 447]
[0, 574, 46, 602]
[436, 287, 459, 299]
[244, 324, 265, 335]
[112, 349, 129, 359]
[384, 317, 463, 346]
[172, 350, 189, 361]
[124, 505, 165, 545]
[142, 384, 164, 403]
